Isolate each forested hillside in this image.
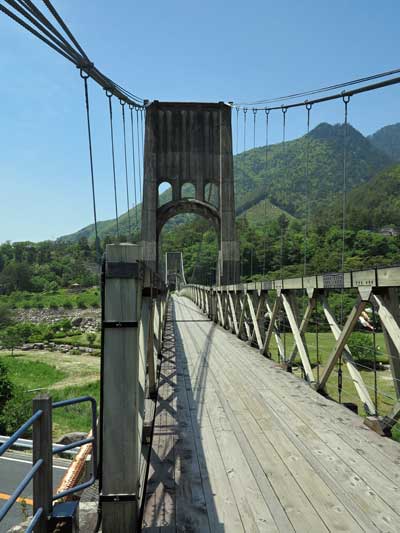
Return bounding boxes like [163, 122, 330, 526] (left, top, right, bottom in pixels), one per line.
[2, 121, 400, 294]
[369, 123, 400, 161]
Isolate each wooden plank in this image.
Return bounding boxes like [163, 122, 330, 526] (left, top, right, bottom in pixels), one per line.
[202, 339, 366, 533]
[281, 293, 314, 382]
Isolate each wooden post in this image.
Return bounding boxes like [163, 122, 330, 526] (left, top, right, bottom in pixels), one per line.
[33, 394, 53, 533]
[102, 244, 142, 532]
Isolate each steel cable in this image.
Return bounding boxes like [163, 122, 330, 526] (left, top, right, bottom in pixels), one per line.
[81, 72, 100, 261]
[120, 101, 131, 238]
[107, 94, 120, 239]
[129, 105, 139, 228]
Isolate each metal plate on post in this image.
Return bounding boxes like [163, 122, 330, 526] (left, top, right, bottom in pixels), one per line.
[106, 262, 140, 279]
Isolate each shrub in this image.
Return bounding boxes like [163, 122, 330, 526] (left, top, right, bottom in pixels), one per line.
[348, 332, 381, 368]
[0, 386, 32, 435]
[0, 302, 13, 326]
[62, 301, 73, 309]
[86, 332, 96, 347]
[0, 360, 13, 411]
[77, 300, 87, 309]
[49, 302, 58, 310]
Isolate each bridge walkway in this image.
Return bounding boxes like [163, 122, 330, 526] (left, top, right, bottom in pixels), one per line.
[142, 295, 400, 532]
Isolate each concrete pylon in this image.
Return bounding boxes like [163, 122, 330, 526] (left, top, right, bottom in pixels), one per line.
[141, 101, 240, 285]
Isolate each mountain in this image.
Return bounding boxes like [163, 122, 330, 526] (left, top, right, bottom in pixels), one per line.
[60, 122, 393, 242]
[369, 123, 400, 161]
[332, 163, 400, 231]
[234, 122, 392, 219]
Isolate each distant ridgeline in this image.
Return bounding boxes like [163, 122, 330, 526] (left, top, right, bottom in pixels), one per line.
[2, 121, 400, 291]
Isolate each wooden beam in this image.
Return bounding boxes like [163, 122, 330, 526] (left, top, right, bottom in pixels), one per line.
[217, 292, 225, 328]
[281, 293, 315, 382]
[228, 292, 239, 335]
[288, 297, 316, 364]
[321, 297, 376, 416]
[318, 290, 370, 391]
[247, 293, 264, 350]
[262, 296, 282, 358]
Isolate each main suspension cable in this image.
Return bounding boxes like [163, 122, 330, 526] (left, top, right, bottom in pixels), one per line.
[235, 66, 400, 107]
[106, 93, 120, 239]
[1, 0, 145, 106]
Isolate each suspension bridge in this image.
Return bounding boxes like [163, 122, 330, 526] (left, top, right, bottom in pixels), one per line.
[1, 2, 400, 532]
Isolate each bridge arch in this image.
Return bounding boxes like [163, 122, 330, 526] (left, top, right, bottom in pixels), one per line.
[156, 199, 220, 238]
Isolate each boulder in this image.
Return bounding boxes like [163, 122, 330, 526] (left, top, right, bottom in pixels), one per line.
[57, 432, 87, 445]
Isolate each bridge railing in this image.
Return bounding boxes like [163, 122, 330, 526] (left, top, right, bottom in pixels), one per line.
[100, 243, 168, 532]
[0, 395, 97, 533]
[184, 265, 400, 437]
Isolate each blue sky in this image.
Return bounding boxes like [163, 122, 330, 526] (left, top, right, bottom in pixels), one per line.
[1, 0, 399, 243]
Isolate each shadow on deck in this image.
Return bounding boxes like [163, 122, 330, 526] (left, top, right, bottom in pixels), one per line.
[141, 300, 224, 531]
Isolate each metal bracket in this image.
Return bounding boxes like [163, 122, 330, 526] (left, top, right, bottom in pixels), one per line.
[100, 493, 137, 503]
[103, 321, 138, 328]
[106, 262, 139, 279]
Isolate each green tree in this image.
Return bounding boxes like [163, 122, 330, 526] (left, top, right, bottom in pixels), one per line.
[86, 332, 96, 347]
[348, 332, 380, 368]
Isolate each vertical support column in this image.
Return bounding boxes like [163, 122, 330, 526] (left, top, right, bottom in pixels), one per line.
[219, 104, 240, 284]
[102, 244, 142, 532]
[33, 394, 53, 533]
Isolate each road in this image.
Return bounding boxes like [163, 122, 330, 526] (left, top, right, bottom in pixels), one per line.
[0, 450, 69, 532]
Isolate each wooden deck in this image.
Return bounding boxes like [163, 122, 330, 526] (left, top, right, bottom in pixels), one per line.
[142, 295, 400, 532]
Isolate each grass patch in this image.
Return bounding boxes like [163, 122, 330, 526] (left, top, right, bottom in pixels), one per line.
[0, 351, 100, 439]
[54, 332, 101, 348]
[0, 287, 100, 310]
[0, 356, 66, 390]
[52, 381, 100, 439]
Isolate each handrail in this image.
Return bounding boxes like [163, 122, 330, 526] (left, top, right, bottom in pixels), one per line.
[0, 410, 44, 529]
[52, 396, 97, 501]
[0, 395, 97, 531]
[0, 410, 43, 456]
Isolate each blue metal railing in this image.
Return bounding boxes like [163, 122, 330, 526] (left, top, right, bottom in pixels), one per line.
[0, 395, 97, 531]
[52, 396, 97, 501]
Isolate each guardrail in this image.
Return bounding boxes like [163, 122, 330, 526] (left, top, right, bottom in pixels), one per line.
[0, 395, 97, 532]
[183, 264, 400, 437]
